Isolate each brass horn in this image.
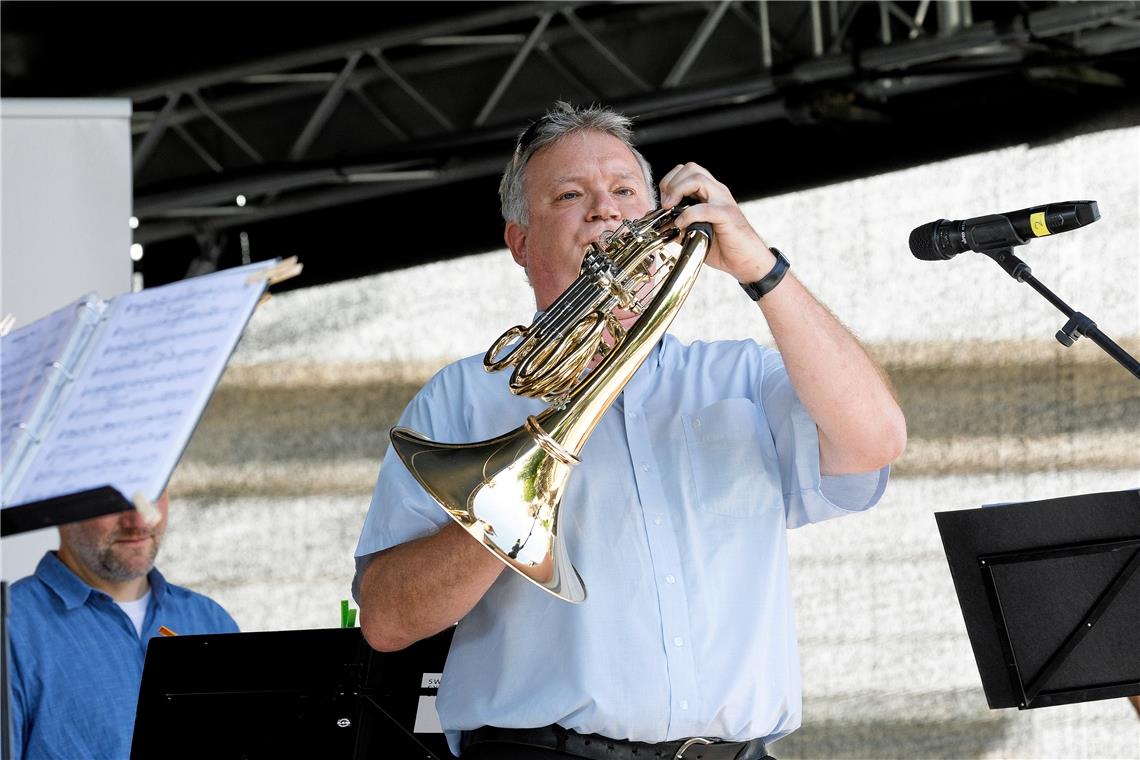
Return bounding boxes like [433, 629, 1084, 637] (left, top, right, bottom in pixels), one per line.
[390, 205, 713, 603]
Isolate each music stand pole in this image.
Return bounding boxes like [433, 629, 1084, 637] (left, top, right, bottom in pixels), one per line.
[979, 246, 1140, 381]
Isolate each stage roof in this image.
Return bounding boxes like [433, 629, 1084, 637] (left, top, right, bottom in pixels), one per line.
[4, 1, 1139, 289]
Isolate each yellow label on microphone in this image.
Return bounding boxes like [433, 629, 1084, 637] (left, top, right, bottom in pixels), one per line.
[1030, 211, 1051, 237]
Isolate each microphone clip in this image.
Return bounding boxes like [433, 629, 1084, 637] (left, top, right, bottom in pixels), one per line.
[1056, 313, 1097, 348]
[979, 246, 1032, 282]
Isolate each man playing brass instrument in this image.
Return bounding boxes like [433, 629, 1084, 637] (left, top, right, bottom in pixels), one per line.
[353, 101, 907, 759]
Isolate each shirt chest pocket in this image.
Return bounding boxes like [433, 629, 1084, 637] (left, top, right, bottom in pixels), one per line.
[681, 397, 783, 518]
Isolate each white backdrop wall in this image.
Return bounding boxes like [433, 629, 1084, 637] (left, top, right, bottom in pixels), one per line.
[0, 98, 133, 580]
[233, 125, 1139, 363]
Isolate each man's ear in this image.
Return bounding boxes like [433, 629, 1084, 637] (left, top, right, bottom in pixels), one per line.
[505, 221, 527, 269]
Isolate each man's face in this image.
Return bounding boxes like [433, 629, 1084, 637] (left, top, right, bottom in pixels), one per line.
[506, 130, 654, 311]
[58, 492, 169, 584]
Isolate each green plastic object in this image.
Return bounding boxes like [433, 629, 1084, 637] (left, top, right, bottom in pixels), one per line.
[340, 599, 357, 628]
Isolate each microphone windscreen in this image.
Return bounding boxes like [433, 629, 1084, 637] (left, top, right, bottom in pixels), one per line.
[1076, 200, 1100, 226]
[909, 221, 945, 261]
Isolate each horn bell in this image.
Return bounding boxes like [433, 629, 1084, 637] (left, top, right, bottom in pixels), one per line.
[389, 419, 586, 603]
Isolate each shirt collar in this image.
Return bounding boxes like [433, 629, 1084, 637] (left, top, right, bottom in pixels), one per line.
[148, 565, 170, 607]
[35, 552, 169, 610]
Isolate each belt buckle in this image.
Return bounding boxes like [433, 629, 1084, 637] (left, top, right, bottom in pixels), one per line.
[674, 737, 714, 759]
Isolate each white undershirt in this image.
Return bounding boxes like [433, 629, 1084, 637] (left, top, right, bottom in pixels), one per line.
[116, 590, 151, 637]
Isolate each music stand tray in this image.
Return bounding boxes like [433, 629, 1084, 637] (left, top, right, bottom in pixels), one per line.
[131, 627, 455, 759]
[1, 486, 134, 538]
[936, 488, 1140, 709]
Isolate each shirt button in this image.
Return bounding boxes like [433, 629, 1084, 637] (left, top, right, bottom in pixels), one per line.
[673, 637, 684, 647]
[653, 518, 662, 526]
[665, 574, 676, 584]
[692, 418, 701, 428]
[641, 463, 650, 473]
[679, 699, 689, 711]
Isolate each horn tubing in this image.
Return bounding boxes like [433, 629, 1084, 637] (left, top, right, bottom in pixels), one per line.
[530, 223, 712, 458]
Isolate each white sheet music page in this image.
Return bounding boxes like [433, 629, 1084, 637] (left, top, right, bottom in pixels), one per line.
[1, 295, 105, 501]
[5, 260, 276, 507]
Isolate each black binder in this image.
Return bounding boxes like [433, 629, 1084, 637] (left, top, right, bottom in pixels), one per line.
[936, 488, 1140, 709]
[131, 626, 456, 759]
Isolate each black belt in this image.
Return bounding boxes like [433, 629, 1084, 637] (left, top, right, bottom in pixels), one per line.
[464, 725, 770, 760]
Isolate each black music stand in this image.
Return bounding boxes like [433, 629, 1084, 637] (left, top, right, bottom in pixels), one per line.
[936, 488, 1140, 709]
[131, 626, 456, 760]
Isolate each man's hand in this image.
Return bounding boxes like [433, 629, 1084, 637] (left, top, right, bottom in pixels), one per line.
[658, 160, 906, 476]
[659, 162, 777, 285]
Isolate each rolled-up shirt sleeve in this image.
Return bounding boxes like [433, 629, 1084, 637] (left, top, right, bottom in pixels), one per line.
[758, 348, 889, 529]
[352, 375, 454, 603]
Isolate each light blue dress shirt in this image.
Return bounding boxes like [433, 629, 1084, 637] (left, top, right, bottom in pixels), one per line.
[354, 335, 888, 755]
[7, 552, 240, 760]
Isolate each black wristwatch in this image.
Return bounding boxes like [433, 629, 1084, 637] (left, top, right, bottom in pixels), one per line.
[739, 248, 790, 301]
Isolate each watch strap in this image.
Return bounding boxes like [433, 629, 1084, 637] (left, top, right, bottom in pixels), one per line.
[739, 248, 790, 300]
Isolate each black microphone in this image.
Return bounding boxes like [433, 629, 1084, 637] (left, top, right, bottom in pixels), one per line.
[909, 200, 1100, 261]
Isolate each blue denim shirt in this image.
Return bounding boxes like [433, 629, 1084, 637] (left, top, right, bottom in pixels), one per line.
[354, 336, 888, 755]
[7, 552, 239, 760]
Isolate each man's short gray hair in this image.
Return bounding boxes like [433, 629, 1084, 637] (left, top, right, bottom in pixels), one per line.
[499, 101, 656, 225]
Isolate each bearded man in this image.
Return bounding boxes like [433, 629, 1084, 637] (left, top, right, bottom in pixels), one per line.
[6, 492, 238, 759]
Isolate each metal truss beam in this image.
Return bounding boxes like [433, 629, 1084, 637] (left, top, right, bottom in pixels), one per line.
[128, 0, 1140, 248]
[118, 2, 573, 102]
[474, 12, 554, 126]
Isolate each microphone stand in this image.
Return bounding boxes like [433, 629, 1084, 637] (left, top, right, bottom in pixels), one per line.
[980, 247, 1140, 381]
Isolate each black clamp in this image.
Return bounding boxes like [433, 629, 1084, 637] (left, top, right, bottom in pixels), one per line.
[1056, 312, 1097, 347]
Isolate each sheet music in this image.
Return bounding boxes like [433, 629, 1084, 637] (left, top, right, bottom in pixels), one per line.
[6, 261, 274, 507]
[1, 295, 103, 482]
